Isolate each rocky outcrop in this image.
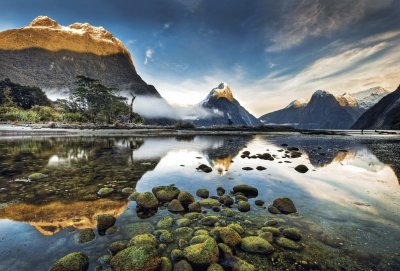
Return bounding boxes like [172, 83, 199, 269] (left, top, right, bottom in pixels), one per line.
[0, 16, 160, 97]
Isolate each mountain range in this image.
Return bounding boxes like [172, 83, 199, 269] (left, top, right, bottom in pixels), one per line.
[259, 87, 391, 129]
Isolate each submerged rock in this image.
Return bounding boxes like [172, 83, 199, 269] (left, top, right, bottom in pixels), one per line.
[177, 191, 195, 206]
[237, 201, 250, 212]
[241, 236, 274, 254]
[173, 260, 193, 271]
[128, 234, 157, 248]
[199, 198, 221, 208]
[282, 228, 302, 241]
[211, 226, 242, 247]
[294, 165, 309, 173]
[276, 237, 302, 250]
[109, 240, 128, 255]
[157, 216, 174, 229]
[255, 200, 265, 206]
[110, 245, 161, 271]
[78, 229, 95, 244]
[200, 215, 219, 226]
[168, 199, 185, 212]
[232, 185, 258, 198]
[183, 237, 219, 265]
[216, 187, 225, 196]
[96, 214, 116, 232]
[152, 186, 180, 202]
[196, 188, 210, 198]
[272, 198, 297, 214]
[50, 252, 89, 271]
[188, 201, 202, 212]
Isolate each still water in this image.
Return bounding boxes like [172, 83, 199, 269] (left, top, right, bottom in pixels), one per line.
[0, 134, 399, 270]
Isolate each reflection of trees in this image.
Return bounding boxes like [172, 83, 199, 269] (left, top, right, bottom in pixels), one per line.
[0, 136, 160, 204]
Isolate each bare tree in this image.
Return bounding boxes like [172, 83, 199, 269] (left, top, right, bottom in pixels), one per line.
[129, 91, 136, 123]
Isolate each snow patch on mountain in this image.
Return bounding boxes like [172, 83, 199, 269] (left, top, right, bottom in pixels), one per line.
[350, 87, 390, 110]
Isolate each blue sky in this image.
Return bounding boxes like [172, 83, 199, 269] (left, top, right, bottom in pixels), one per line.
[1, 0, 400, 115]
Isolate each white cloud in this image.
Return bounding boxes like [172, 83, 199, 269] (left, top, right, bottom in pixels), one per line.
[267, 0, 393, 52]
[144, 48, 153, 65]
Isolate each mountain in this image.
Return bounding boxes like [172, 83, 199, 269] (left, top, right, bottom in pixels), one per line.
[351, 87, 391, 110]
[260, 87, 391, 129]
[259, 99, 307, 126]
[192, 83, 261, 126]
[0, 16, 160, 98]
[352, 85, 400, 129]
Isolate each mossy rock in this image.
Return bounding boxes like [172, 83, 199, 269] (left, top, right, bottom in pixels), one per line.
[199, 199, 221, 208]
[50, 252, 89, 271]
[97, 187, 114, 197]
[261, 226, 280, 236]
[160, 257, 173, 271]
[237, 201, 250, 212]
[272, 198, 297, 214]
[98, 254, 112, 265]
[109, 241, 128, 255]
[128, 233, 157, 247]
[196, 188, 210, 198]
[220, 208, 235, 217]
[154, 229, 174, 243]
[136, 192, 159, 209]
[188, 202, 202, 212]
[228, 256, 255, 271]
[241, 236, 274, 254]
[194, 230, 209, 236]
[176, 218, 191, 227]
[207, 263, 224, 271]
[124, 222, 154, 237]
[282, 228, 302, 241]
[174, 260, 193, 271]
[183, 237, 219, 265]
[258, 231, 273, 243]
[190, 234, 210, 245]
[110, 245, 161, 271]
[157, 216, 174, 229]
[177, 191, 195, 206]
[121, 187, 135, 195]
[78, 229, 95, 244]
[276, 237, 302, 250]
[200, 216, 218, 226]
[152, 186, 180, 202]
[184, 212, 203, 220]
[170, 249, 185, 261]
[232, 185, 258, 198]
[167, 199, 185, 212]
[29, 172, 47, 181]
[105, 225, 118, 235]
[227, 223, 244, 235]
[212, 227, 242, 247]
[173, 227, 194, 240]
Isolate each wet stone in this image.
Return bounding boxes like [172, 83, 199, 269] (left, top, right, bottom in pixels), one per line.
[272, 198, 297, 214]
[294, 164, 309, 173]
[196, 188, 210, 198]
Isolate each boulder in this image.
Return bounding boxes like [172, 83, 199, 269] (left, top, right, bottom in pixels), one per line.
[152, 186, 180, 202]
[232, 185, 258, 198]
[196, 188, 210, 198]
[183, 238, 219, 265]
[50, 252, 89, 271]
[272, 198, 297, 214]
[110, 245, 161, 271]
[168, 199, 185, 212]
[96, 214, 116, 232]
[241, 236, 274, 254]
[136, 192, 159, 209]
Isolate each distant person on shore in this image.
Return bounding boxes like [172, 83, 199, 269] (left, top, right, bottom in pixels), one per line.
[361, 129, 364, 135]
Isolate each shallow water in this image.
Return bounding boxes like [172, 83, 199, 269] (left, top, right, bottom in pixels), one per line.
[0, 134, 399, 270]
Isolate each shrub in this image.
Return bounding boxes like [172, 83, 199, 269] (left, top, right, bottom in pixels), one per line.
[175, 121, 196, 129]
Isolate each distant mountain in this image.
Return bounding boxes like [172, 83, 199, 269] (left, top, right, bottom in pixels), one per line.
[352, 85, 400, 130]
[350, 87, 391, 110]
[260, 87, 390, 129]
[0, 16, 160, 98]
[192, 83, 261, 126]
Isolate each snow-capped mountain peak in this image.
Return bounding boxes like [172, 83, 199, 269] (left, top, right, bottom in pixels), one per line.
[351, 86, 390, 110]
[336, 93, 358, 107]
[208, 82, 234, 101]
[285, 99, 308, 109]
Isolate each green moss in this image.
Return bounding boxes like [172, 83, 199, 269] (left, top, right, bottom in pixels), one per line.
[176, 218, 191, 227]
[199, 215, 218, 226]
[211, 227, 242, 247]
[78, 229, 95, 244]
[207, 263, 224, 271]
[173, 227, 194, 240]
[136, 192, 159, 209]
[110, 245, 161, 271]
[128, 233, 157, 247]
[199, 198, 221, 208]
[183, 237, 219, 265]
[228, 223, 244, 235]
[50, 252, 89, 271]
[160, 257, 172, 271]
[276, 237, 302, 250]
[28, 172, 47, 180]
[241, 236, 274, 254]
[154, 230, 174, 243]
[282, 227, 302, 241]
[261, 226, 280, 236]
[152, 186, 180, 201]
[190, 234, 210, 245]
[184, 212, 203, 220]
[194, 229, 209, 236]
[157, 216, 174, 229]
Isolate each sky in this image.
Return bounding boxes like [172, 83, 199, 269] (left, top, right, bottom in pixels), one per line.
[1, 0, 400, 116]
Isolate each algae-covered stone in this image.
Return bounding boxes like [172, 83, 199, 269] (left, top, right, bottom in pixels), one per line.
[184, 212, 203, 220]
[282, 227, 302, 241]
[216, 187, 225, 196]
[194, 229, 209, 236]
[261, 226, 280, 236]
[173, 227, 194, 240]
[50, 252, 89, 271]
[220, 208, 235, 217]
[196, 188, 209, 198]
[128, 233, 157, 247]
[109, 240, 128, 255]
[110, 245, 161, 271]
[121, 187, 135, 195]
[173, 260, 193, 271]
[258, 231, 273, 243]
[229, 256, 255, 271]
[272, 198, 297, 214]
[232, 185, 258, 198]
[176, 218, 191, 227]
[267, 205, 281, 214]
[105, 225, 118, 235]
[183, 237, 219, 265]
[207, 263, 224, 271]
[97, 187, 114, 197]
[136, 192, 159, 209]
[218, 243, 233, 257]
[211, 227, 241, 247]
[223, 197, 234, 207]
[152, 186, 180, 202]
[96, 214, 116, 232]
[240, 236, 274, 254]
[160, 256, 173, 271]
[188, 202, 201, 212]
[154, 230, 174, 243]
[177, 191, 195, 206]
[168, 199, 185, 212]
[200, 216, 218, 226]
[237, 201, 250, 212]
[124, 222, 154, 237]
[199, 198, 221, 208]
[170, 249, 185, 261]
[190, 234, 210, 245]
[78, 229, 95, 244]
[29, 172, 47, 181]
[98, 254, 112, 265]
[235, 194, 248, 202]
[276, 237, 302, 250]
[227, 223, 244, 235]
[157, 216, 174, 229]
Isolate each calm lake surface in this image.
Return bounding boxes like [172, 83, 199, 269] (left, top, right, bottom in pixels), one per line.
[0, 134, 399, 270]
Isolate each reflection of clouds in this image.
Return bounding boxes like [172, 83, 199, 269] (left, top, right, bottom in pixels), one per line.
[132, 137, 223, 160]
[47, 149, 88, 166]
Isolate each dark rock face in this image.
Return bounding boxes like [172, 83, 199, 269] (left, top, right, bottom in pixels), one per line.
[272, 198, 297, 214]
[0, 48, 160, 97]
[352, 85, 400, 129]
[193, 83, 261, 126]
[259, 101, 305, 126]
